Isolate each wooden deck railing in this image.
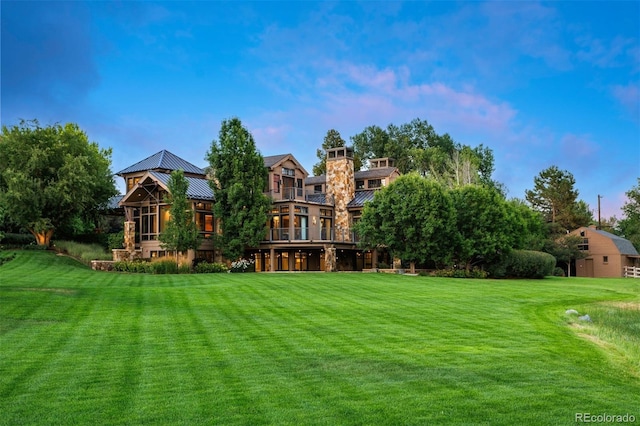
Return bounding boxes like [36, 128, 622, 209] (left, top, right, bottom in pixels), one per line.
[623, 266, 640, 278]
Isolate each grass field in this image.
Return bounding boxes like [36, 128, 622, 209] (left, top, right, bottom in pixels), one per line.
[1, 251, 638, 425]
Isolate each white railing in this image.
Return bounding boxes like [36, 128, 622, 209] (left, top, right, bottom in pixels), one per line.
[623, 266, 640, 278]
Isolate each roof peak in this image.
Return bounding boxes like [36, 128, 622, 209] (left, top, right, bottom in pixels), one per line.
[117, 149, 205, 175]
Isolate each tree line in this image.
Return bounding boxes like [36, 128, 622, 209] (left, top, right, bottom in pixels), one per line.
[1, 119, 638, 273]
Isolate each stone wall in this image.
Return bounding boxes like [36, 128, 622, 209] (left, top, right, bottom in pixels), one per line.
[91, 260, 115, 271]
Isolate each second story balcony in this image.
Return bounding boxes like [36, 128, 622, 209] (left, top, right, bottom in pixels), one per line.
[265, 227, 359, 244]
[265, 189, 334, 205]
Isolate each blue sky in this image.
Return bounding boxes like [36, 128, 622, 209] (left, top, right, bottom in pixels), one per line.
[2, 1, 638, 218]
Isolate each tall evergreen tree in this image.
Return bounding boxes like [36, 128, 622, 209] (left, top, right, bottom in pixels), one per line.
[206, 118, 271, 260]
[312, 129, 361, 175]
[525, 165, 592, 232]
[159, 169, 201, 261]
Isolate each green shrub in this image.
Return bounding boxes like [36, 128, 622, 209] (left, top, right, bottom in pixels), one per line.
[178, 264, 192, 274]
[194, 262, 229, 273]
[23, 243, 49, 250]
[488, 250, 556, 279]
[113, 260, 153, 273]
[553, 267, 565, 277]
[152, 260, 179, 274]
[432, 267, 488, 279]
[1, 233, 36, 246]
[107, 231, 124, 250]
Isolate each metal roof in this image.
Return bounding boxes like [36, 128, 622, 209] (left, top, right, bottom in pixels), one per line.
[117, 150, 206, 176]
[347, 190, 376, 208]
[150, 171, 214, 201]
[592, 229, 639, 255]
[106, 194, 124, 210]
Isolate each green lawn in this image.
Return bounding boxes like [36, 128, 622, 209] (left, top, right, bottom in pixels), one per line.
[1, 251, 638, 425]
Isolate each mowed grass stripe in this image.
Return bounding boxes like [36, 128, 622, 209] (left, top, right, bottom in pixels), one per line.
[1, 251, 639, 425]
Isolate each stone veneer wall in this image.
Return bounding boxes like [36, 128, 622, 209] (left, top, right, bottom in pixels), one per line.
[326, 156, 355, 242]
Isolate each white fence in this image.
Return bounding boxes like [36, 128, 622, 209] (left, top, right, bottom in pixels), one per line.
[623, 266, 640, 278]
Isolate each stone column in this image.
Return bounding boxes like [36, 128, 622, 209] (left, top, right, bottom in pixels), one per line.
[325, 247, 337, 272]
[124, 221, 136, 252]
[270, 248, 276, 272]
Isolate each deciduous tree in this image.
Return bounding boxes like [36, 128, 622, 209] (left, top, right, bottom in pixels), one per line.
[159, 170, 202, 262]
[206, 118, 271, 260]
[617, 178, 640, 250]
[355, 173, 457, 269]
[451, 185, 512, 270]
[0, 120, 117, 246]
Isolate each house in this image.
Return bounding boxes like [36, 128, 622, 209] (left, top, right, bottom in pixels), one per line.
[114, 147, 399, 271]
[569, 226, 640, 278]
[115, 150, 217, 262]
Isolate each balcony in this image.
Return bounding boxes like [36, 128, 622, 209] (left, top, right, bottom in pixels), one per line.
[264, 227, 358, 243]
[264, 190, 334, 205]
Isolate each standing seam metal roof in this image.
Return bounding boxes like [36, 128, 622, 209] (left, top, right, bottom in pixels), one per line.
[150, 171, 214, 201]
[117, 150, 206, 175]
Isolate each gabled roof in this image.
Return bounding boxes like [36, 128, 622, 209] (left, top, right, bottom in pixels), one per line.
[263, 153, 309, 176]
[263, 154, 291, 168]
[347, 190, 376, 208]
[150, 171, 214, 201]
[592, 229, 639, 255]
[117, 150, 206, 176]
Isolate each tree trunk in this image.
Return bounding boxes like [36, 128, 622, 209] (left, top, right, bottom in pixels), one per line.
[30, 229, 54, 246]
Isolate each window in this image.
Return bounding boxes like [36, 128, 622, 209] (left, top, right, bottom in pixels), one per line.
[141, 205, 158, 241]
[578, 238, 589, 251]
[282, 167, 295, 177]
[603, 256, 608, 264]
[126, 176, 141, 192]
[356, 180, 365, 190]
[368, 179, 382, 189]
[273, 174, 280, 193]
[314, 184, 323, 193]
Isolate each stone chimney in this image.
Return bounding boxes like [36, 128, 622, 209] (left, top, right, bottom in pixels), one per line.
[326, 146, 355, 241]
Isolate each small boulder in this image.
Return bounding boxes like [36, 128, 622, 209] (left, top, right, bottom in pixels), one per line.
[565, 309, 579, 315]
[578, 314, 591, 322]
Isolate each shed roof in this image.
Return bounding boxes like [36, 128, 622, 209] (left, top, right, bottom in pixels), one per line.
[347, 190, 376, 208]
[117, 150, 206, 176]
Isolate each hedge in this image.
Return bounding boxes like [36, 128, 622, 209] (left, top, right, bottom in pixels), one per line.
[488, 250, 556, 279]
